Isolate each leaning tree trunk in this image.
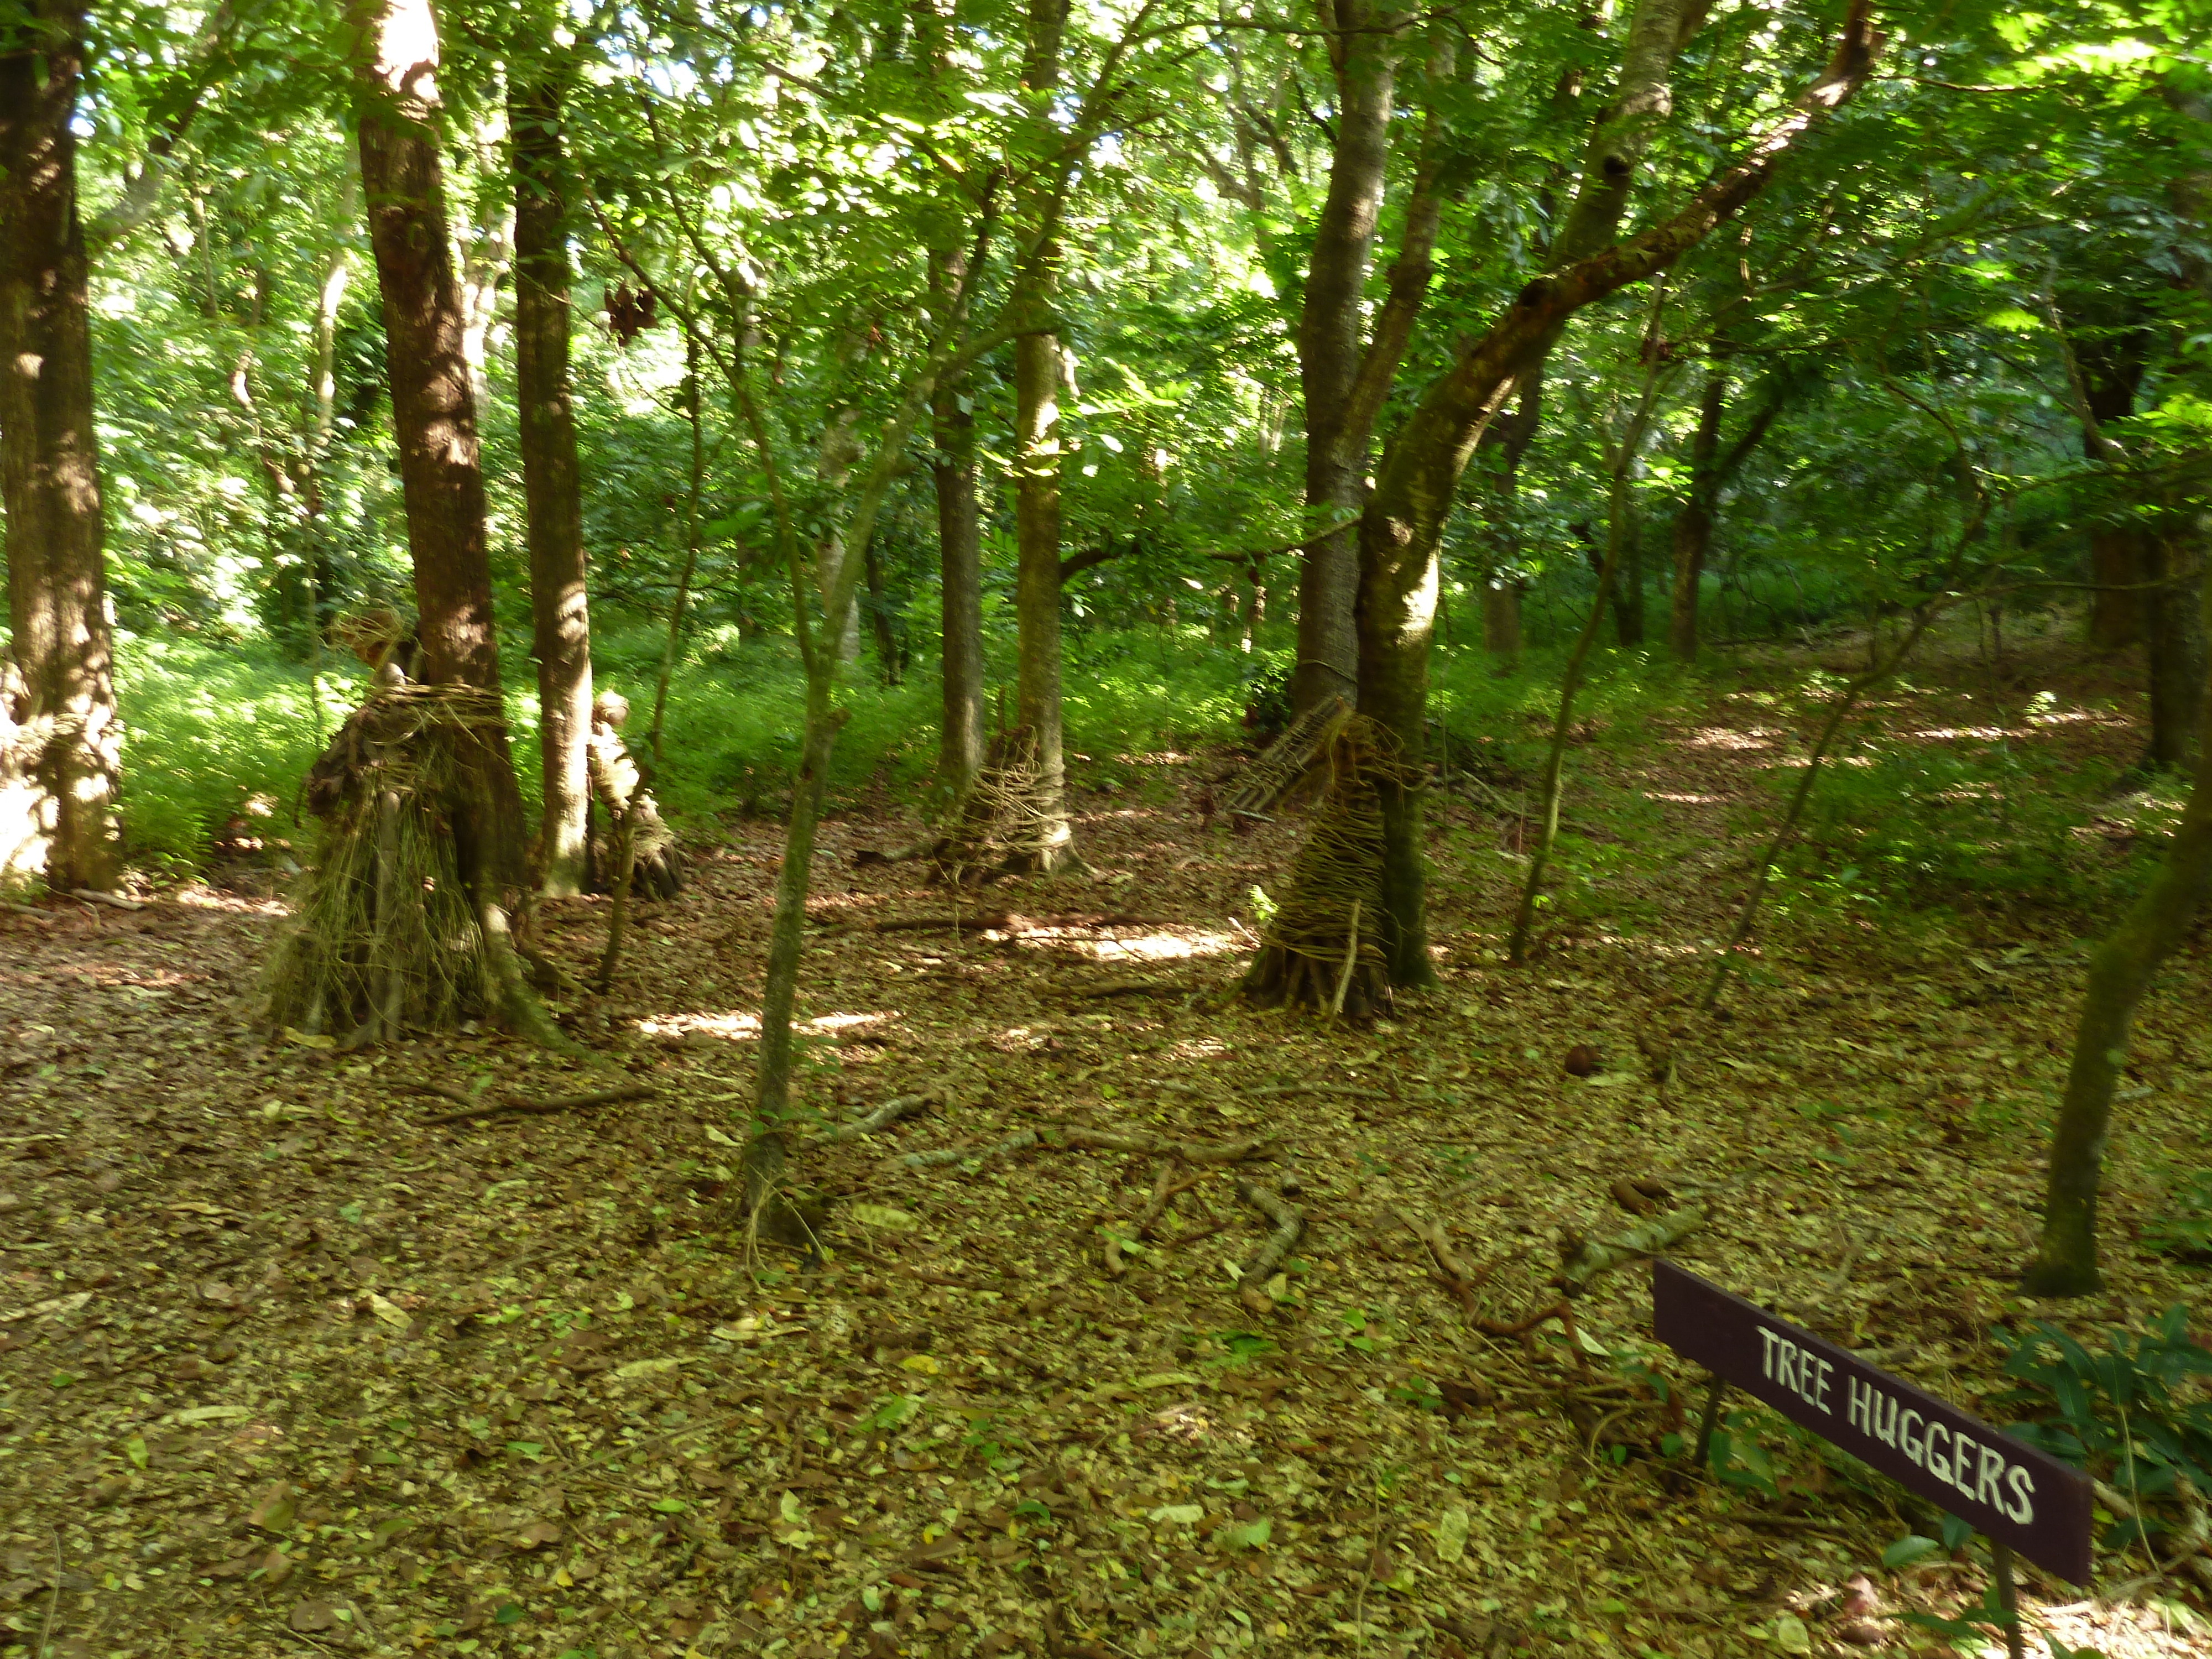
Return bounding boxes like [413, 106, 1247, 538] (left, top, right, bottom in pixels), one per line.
[1291, 0, 1395, 715]
[2026, 606, 2212, 1296]
[0, 0, 122, 894]
[510, 64, 594, 896]
[1668, 368, 1726, 660]
[1341, 1, 1880, 987]
[349, 0, 556, 1044]
[2142, 533, 2205, 773]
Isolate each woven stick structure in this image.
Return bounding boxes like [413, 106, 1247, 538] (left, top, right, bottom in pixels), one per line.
[930, 724, 1070, 885]
[1240, 716, 1413, 1019]
[265, 676, 507, 1046]
[1219, 693, 1352, 826]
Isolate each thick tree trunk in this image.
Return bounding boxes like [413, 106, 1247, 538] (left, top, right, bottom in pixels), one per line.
[510, 68, 594, 896]
[1010, 0, 1077, 869]
[0, 0, 120, 894]
[353, 0, 528, 897]
[1292, 0, 1396, 713]
[1349, 0, 1879, 978]
[2089, 530, 2148, 651]
[2026, 614, 2212, 1296]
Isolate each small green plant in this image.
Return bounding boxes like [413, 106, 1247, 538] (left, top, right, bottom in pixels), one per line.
[2144, 1172, 2212, 1263]
[1995, 1305, 2212, 1545]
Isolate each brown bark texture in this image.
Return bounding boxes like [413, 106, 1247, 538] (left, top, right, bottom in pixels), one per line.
[1292, 0, 1395, 713]
[353, 0, 527, 895]
[0, 0, 121, 892]
[1352, 0, 1881, 983]
[933, 351, 985, 788]
[510, 67, 595, 897]
[1667, 369, 1727, 660]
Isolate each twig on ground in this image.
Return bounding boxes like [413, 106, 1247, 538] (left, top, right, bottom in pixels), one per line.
[1233, 1180, 1303, 1315]
[69, 888, 143, 910]
[1136, 1162, 1202, 1239]
[1244, 1083, 1389, 1101]
[812, 1093, 932, 1145]
[893, 1128, 1037, 1171]
[1061, 1126, 1267, 1164]
[1, 900, 56, 925]
[1558, 1204, 1707, 1291]
[421, 1083, 655, 1126]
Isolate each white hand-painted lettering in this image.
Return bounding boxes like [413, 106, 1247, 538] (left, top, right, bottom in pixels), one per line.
[1927, 1422, 1950, 1483]
[1900, 1409, 1925, 1466]
[2006, 1465, 2036, 1525]
[1975, 1444, 2004, 1507]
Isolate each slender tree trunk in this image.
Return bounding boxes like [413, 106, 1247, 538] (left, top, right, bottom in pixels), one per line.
[353, 0, 533, 930]
[2027, 601, 2212, 1295]
[0, 0, 121, 893]
[1668, 368, 1725, 660]
[1613, 505, 1645, 646]
[1292, 0, 1396, 714]
[863, 540, 901, 686]
[2143, 532, 2206, 771]
[510, 66, 594, 895]
[933, 348, 985, 786]
[649, 331, 705, 765]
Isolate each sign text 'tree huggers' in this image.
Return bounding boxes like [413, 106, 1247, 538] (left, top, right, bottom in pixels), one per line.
[1652, 1260, 2093, 1584]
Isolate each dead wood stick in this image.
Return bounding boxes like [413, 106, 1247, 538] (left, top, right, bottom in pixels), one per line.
[1136, 1163, 1202, 1239]
[1061, 1126, 1267, 1164]
[422, 1083, 656, 1126]
[1331, 900, 1361, 1016]
[893, 1128, 1037, 1171]
[1, 901, 56, 925]
[68, 888, 143, 910]
[1243, 1084, 1389, 1102]
[1234, 1180, 1303, 1315]
[400, 1080, 479, 1109]
[1558, 1204, 1707, 1291]
[812, 1092, 932, 1145]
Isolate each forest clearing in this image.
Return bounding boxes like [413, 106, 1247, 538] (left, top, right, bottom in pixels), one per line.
[7, 623, 2212, 1659]
[4, 0, 2210, 1651]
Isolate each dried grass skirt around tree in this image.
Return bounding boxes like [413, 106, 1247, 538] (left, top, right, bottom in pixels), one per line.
[1240, 716, 1410, 1019]
[930, 724, 1071, 884]
[264, 683, 502, 1045]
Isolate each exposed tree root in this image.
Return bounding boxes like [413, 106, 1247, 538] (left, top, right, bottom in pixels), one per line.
[1059, 1126, 1267, 1164]
[812, 1092, 933, 1145]
[1233, 1180, 1303, 1314]
[1558, 1204, 1707, 1291]
[413, 1081, 655, 1126]
[892, 1129, 1037, 1171]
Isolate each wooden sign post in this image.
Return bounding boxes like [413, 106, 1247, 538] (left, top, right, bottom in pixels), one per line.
[1652, 1260, 2094, 1658]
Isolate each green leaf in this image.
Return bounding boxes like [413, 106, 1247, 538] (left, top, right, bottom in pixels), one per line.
[1881, 1534, 1942, 1569]
[650, 1498, 689, 1514]
[493, 1603, 525, 1625]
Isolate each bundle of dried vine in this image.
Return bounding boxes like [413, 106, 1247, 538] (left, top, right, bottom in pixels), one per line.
[1219, 693, 1351, 826]
[930, 724, 1067, 884]
[1240, 716, 1412, 1018]
[265, 676, 505, 1046]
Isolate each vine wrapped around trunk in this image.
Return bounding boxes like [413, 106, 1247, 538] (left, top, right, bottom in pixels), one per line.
[1240, 716, 1412, 1019]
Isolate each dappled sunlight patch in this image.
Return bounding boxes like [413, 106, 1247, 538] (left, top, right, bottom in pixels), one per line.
[1167, 1035, 1230, 1061]
[1646, 790, 1726, 805]
[1906, 724, 2012, 742]
[998, 925, 1237, 962]
[1684, 725, 1788, 751]
[635, 1008, 897, 1042]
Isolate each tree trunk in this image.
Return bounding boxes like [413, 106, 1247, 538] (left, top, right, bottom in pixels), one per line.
[353, 0, 528, 894]
[1668, 367, 1725, 660]
[510, 66, 594, 896]
[0, 0, 121, 894]
[1014, 329, 1077, 869]
[1613, 505, 1645, 647]
[2089, 529, 2148, 651]
[864, 539, 901, 686]
[1010, 0, 1077, 869]
[933, 361, 984, 787]
[2143, 531, 2206, 771]
[1349, 0, 1880, 980]
[1292, 0, 1396, 714]
[649, 330, 705, 764]
[2078, 329, 2150, 651]
[2026, 605, 2212, 1296]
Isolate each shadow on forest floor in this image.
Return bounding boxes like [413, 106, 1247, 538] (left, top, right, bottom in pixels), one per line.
[4, 621, 2211, 1659]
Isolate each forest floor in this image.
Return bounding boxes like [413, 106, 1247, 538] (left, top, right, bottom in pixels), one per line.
[6, 618, 2212, 1659]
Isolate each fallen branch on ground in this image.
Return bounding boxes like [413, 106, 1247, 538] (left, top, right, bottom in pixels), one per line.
[2, 901, 56, 925]
[418, 1083, 656, 1126]
[812, 1093, 932, 1145]
[893, 1128, 1037, 1171]
[1245, 1083, 1389, 1102]
[1061, 1126, 1267, 1164]
[1234, 1181, 1303, 1315]
[1137, 1162, 1203, 1239]
[69, 888, 143, 910]
[1558, 1204, 1706, 1291]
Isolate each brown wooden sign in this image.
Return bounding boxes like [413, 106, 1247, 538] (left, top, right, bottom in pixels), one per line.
[1653, 1260, 2093, 1583]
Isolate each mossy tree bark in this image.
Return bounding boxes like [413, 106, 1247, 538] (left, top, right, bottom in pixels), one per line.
[1292, 0, 1396, 715]
[510, 61, 595, 896]
[0, 0, 122, 894]
[2026, 649, 2212, 1295]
